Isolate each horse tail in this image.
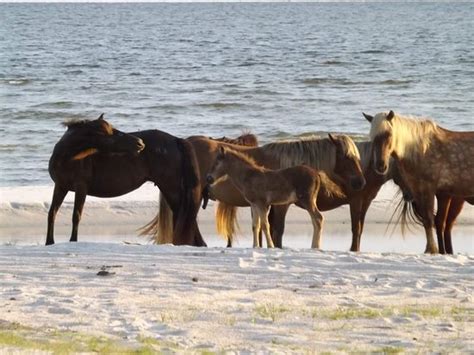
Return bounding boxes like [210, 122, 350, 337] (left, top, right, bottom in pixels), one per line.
[173, 138, 203, 246]
[216, 201, 239, 246]
[138, 193, 174, 244]
[389, 191, 424, 237]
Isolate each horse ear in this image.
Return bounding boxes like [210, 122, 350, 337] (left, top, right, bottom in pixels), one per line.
[98, 113, 105, 120]
[328, 133, 338, 145]
[362, 112, 373, 122]
[386, 110, 395, 121]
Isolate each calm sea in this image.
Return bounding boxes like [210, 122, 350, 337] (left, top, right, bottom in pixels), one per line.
[1, 3, 473, 186]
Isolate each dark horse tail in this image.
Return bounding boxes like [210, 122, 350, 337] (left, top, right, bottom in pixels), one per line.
[140, 137, 205, 246]
[174, 138, 206, 246]
[393, 192, 424, 236]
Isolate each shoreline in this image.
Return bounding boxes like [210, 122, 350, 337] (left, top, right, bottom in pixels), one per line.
[1, 183, 473, 253]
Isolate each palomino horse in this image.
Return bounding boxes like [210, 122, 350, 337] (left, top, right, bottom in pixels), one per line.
[152, 134, 366, 249]
[47, 114, 204, 246]
[364, 110, 474, 254]
[206, 146, 327, 248]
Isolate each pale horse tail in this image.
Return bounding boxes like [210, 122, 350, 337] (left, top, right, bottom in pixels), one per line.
[139, 193, 174, 244]
[216, 201, 240, 247]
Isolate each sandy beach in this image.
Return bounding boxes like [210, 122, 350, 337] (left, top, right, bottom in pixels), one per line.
[0, 183, 473, 353]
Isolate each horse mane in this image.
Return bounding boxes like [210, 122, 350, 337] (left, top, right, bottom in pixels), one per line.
[213, 131, 258, 147]
[261, 136, 337, 171]
[370, 112, 442, 161]
[62, 118, 114, 135]
[318, 172, 346, 199]
[224, 148, 266, 172]
[355, 141, 373, 170]
[62, 119, 92, 128]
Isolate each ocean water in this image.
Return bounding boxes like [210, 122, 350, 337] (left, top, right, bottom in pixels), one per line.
[1, 3, 473, 187]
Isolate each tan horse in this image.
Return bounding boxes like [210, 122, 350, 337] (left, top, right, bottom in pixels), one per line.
[365, 110, 474, 254]
[206, 146, 326, 248]
[148, 134, 366, 248]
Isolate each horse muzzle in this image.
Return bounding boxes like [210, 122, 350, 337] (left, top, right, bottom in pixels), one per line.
[351, 177, 366, 191]
[375, 162, 388, 176]
[206, 175, 215, 185]
[402, 191, 414, 202]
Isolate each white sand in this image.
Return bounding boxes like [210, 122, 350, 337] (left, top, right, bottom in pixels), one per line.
[0, 183, 473, 352]
[0, 243, 473, 353]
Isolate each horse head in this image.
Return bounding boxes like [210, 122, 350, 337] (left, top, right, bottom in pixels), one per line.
[363, 110, 395, 175]
[329, 133, 366, 191]
[63, 114, 145, 161]
[206, 146, 228, 185]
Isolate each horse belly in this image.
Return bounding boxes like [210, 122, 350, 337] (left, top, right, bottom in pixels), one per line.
[267, 190, 297, 206]
[210, 180, 249, 207]
[436, 160, 474, 197]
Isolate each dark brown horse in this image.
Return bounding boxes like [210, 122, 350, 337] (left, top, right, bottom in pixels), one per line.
[47, 114, 204, 246]
[365, 110, 474, 254]
[140, 132, 259, 244]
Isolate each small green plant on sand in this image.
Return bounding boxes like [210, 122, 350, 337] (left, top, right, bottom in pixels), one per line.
[255, 303, 289, 322]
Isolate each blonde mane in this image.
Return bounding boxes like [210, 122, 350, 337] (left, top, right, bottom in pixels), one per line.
[337, 135, 361, 160]
[369, 111, 441, 161]
[261, 135, 360, 173]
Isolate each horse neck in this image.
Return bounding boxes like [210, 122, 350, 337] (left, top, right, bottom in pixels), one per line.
[391, 117, 438, 163]
[261, 138, 336, 172]
[318, 171, 346, 199]
[356, 141, 373, 171]
[221, 144, 273, 167]
[55, 132, 99, 160]
[223, 152, 262, 186]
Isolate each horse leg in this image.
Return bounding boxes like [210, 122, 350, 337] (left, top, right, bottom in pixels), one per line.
[309, 204, 324, 249]
[418, 193, 438, 254]
[434, 195, 451, 254]
[444, 198, 464, 255]
[70, 186, 87, 242]
[250, 208, 263, 248]
[349, 199, 363, 252]
[46, 185, 68, 246]
[269, 204, 290, 248]
[259, 206, 274, 248]
[250, 205, 261, 248]
[192, 221, 207, 247]
[356, 197, 373, 252]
